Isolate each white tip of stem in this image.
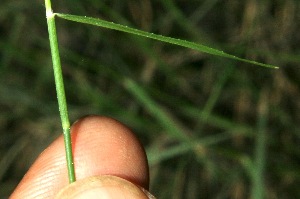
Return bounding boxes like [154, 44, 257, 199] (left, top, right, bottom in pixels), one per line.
[46, 8, 55, 18]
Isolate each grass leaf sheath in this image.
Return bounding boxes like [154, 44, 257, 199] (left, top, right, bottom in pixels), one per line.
[45, 0, 76, 183]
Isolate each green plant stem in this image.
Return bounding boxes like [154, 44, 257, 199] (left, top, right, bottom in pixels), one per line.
[45, 0, 76, 183]
[251, 91, 268, 199]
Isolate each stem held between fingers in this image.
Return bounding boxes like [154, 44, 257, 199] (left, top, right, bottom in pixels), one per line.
[45, 0, 76, 183]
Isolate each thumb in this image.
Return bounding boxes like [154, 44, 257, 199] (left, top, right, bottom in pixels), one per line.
[55, 175, 155, 199]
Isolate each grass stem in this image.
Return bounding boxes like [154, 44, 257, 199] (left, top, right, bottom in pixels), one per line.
[251, 90, 268, 199]
[45, 0, 76, 183]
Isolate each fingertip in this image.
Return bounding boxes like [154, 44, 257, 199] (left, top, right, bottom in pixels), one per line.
[11, 115, 149, 198]
[70, 115, 149, 188]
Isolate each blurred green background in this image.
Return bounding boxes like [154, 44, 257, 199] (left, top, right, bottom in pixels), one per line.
[1, 0, 299, 198]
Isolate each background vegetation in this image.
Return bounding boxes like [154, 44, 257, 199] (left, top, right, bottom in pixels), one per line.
[1, 0, 299, 198]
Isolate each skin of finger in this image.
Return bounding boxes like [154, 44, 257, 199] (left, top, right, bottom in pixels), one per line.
[10, 115, 149, 199]
[55, 175, 151, 199]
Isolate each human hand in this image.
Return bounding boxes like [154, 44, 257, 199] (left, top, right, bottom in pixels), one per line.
[10, 115, 155, 198]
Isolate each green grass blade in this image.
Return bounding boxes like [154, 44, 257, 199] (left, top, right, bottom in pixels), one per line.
[55, 13, 278, 69]
[251, 91, 269, 199]
[147, 132, 231, 165]
[123, 78, 189, 141]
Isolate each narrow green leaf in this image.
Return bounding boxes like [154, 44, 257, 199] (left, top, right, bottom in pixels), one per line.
[123, 78, 189, 141]
[251, 91, 269, 199]
[56, 13, 278, 69]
